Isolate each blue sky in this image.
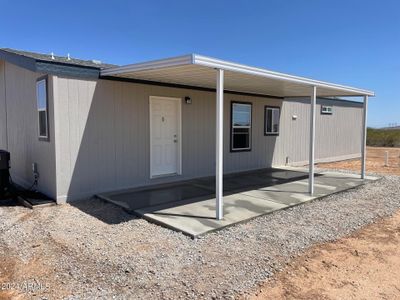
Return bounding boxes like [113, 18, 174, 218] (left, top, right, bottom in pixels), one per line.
[1, 0, 399, 127]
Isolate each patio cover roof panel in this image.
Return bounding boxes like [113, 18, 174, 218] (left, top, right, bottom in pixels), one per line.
[100, 54, 374, 97]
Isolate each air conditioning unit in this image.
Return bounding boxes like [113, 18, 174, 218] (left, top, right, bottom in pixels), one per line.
[0, 150, 10, 195]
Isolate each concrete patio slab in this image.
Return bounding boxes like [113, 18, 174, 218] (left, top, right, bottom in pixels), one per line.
[135, 193, 288, 237]
[99, 183, 213, 211]
[98, 168, 379, 238]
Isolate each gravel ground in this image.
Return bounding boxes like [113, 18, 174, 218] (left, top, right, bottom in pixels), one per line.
[0, 173, 399, 299]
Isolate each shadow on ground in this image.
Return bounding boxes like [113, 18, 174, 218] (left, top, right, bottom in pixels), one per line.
[0, 197, 20, 207]
[70, 197, 139, 225]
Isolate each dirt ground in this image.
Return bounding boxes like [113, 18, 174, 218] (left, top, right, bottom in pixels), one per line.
[250, 146, 400, 300]
[318, 146, 400, 176]
[250, 211, 400, 300]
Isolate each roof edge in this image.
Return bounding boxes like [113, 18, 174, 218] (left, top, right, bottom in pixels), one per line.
[101, 53, 374, 97]
[101, 54, 193, 76]
[193, 54, 375, 97]
[0, 49, 37, 72]
[0, 48, 101, 78]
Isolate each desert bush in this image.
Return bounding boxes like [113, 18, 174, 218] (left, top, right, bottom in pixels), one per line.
[367, 128, 400, 147]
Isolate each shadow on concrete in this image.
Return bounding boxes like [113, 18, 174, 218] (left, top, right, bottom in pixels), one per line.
[100, 168, 323, 220]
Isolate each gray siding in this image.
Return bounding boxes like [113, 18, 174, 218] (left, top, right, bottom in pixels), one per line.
[276, 98, 362, 166]
[54, 77, 363, 202]
[0, 61, 7, 149]
[0, 61, 57, 198]
[54, 78, 283, 202]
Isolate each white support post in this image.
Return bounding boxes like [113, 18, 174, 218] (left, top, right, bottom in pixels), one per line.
[361, 95, 368, 179]
[216, 69, 224, 220]
[309, 86, 317, 195]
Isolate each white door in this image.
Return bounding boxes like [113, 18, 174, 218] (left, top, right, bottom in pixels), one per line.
[150, 96, 181, 177]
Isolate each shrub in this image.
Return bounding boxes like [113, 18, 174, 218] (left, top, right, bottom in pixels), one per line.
[367, 128, 400, 147]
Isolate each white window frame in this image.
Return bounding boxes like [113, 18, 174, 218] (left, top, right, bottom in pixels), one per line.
[264, 106, 280, 135]
[321, 105, 333, 115]
[36, 77, 49, 140]
[231, 102, 252, 152]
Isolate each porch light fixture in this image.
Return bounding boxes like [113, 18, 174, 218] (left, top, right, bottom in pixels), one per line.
[185, 96, 192, 104]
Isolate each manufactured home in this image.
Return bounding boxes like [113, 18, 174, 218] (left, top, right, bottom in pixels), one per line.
[0, 48, 374, 223]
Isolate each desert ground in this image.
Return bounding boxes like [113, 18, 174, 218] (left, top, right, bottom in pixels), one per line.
[250, 210, 400, 300]
[251, 146, 400, 299]
[0, 147, 399, 299]
[319, 146, 400, 176]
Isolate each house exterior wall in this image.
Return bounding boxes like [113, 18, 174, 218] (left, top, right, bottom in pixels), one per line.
[53, 76, 363, 203]
[278, 97, 363, 166]
[0, 61, 7, 150]
[53, 77, 283, 202]
[0, 61, 57, 198]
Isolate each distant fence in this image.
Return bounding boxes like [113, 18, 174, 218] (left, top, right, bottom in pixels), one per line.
[367, 128, 400, 147]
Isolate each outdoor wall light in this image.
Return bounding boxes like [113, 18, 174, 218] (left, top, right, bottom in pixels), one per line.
[185, 96, 192, 104]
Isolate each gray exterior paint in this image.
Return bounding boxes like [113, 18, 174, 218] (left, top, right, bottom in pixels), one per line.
[53, 77, 283, 202]
[0, 58, 363, 204]
[0, 61, 7, 150]
[53, 77, 362, 203]
[278, 98, 362, 166]
[0, 61, 57, 198]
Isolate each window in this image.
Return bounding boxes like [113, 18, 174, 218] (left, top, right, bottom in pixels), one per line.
[264, 106, 280, 135]
[231, 102, 252, 151]
[321, 106, 333, 115]
[36, 77, 49, 140]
